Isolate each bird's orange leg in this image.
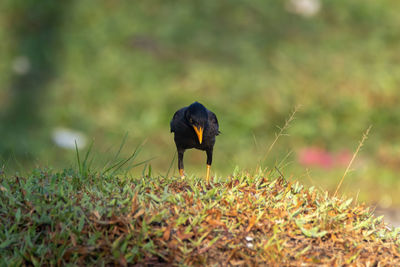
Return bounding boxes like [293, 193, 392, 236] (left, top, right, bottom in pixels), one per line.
[206, 164, 211, 185]
[178, 149, 185, 179]
[179, 168, 185, 179]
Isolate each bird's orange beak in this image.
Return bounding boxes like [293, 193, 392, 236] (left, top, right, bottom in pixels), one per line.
[192, 126, 203, 144]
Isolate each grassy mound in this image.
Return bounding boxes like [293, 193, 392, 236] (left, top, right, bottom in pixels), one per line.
[1, 168, 399, 265]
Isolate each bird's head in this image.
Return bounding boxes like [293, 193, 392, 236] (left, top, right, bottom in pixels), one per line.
[185, 102, 208, 144]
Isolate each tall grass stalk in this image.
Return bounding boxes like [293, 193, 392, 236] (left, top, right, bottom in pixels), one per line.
[102, 141, 153, 176]
[259, 105, 300, 166]
[74, 136, 153, 179]
[333, 125, 372, 197]
[165, 151, 177, 179]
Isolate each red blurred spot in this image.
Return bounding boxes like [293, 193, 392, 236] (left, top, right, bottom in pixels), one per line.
[298, 147, 351, 169]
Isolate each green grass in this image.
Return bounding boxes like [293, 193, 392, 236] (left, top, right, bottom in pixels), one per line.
[2, 1, 400, 209]
[1, 166, 400, 265]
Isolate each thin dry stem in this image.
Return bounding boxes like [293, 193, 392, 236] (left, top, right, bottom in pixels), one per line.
[305, 168, 314, 185]
[261, 105, 300, 164]
[333, 125, 372, 198]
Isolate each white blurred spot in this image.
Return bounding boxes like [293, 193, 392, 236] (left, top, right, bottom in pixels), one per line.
[52, 128, 87, 150]
[286, 0, 321, 17]
[246, 243, 253, 249]
[12, 56, 31, 75]
[245, 236, 253, 242]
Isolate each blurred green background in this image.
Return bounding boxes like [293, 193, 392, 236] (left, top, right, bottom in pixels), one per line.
[1, 0, 400, 206]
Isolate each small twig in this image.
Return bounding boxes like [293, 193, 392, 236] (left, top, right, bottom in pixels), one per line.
[333, 125, 372, 198]
[252, 132, 259, 153]
[261, 105, 300, 164]
[355, 188, 361, 204]
[305, 168, 314, 185]
[275, 166, 286, 180]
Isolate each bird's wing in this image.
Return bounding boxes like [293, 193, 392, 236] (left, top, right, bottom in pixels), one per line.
[208, 110, 220, 135]
[170, 107, 186, 133]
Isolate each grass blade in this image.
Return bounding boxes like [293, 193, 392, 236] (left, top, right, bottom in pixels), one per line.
[333, 125, 372, 197]
[75, 140, 81, 175]
[165, 151, 176, 179]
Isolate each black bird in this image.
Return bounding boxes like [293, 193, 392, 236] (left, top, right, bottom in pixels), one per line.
[170, 102, 220, 184]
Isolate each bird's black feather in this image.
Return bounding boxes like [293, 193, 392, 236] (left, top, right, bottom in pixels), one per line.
[170, 102, 219, 174]
[170, 102, 219, 150]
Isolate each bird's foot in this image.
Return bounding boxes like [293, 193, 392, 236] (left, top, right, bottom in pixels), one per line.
[206, 164, 211, 185]
[179, 169, 185, 179]
[204, 184, 212, 191]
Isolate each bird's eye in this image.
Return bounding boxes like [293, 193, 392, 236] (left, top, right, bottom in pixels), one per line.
[189, 118, 193, 124]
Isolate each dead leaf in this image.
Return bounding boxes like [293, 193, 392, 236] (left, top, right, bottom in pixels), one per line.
[119, 255, 127, 267]
[70, 233, 77, 246]
[206, 218, 225, 227]
[163, 227, 171, 241]
[177, 231, 194, 240]
[134, 209, 145, 219]
[246, 215, 257, 232]
[230, 260, 246, 265]
[131, 192, 138, 214]
[93, 210, 101, 220]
